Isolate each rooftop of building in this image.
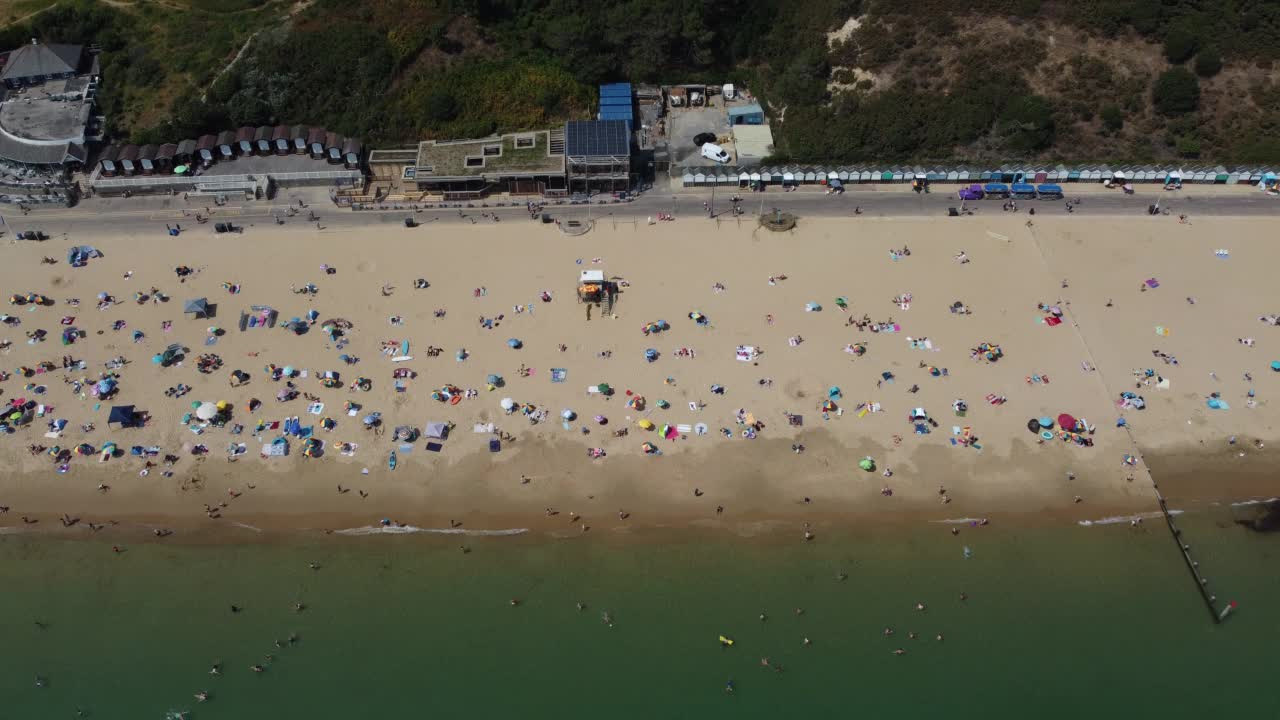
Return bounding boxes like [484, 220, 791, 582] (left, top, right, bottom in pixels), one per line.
[0, 77, 92, 142]
[416, 131, 563, 178]
[0, 41, 83, 81]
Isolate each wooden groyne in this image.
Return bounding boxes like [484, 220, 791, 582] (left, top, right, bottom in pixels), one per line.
[1152, 484, 1234, 624]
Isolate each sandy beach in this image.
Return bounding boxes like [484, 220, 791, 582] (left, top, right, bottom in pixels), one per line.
[1, 211, 1276, 534]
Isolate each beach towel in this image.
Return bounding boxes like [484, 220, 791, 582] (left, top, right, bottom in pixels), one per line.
[308, 402, 324, 415]
[550, 368, 567, 383]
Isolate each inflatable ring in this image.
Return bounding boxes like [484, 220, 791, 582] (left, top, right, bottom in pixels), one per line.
[450, 395, 462, 405]
[1040, 430, 1054, 440]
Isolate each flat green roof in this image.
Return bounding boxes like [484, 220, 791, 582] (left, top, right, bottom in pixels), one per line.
[415, 132, 564, 179]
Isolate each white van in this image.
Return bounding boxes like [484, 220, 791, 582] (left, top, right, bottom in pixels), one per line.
[700, 143, 730, 163]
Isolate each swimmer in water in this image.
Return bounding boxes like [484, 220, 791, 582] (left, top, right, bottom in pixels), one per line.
[760, 657, 771, 667]
[576, 602, 586, 612]
[293, 602, 305, 613]
[892, 648, 906, 656]
[803, 637, 812, 647]
[915, 602, 926, 611]
[725, 679, 735, 693]
[759, 613, 767, 622]
[288, 633, 299, 645]
[883, 627, 894, 636]
[209, 662, 222, 676]
[250, 664, 264, 673]
[908, 631, 917, 640]
[194, 691, 209, 703]
[936, 633, 945, 642]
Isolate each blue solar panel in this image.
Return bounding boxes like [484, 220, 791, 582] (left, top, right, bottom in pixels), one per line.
[565, 120, 630, 157]
[600, 82, 632, 98]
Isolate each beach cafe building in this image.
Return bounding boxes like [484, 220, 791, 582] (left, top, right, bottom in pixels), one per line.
[403, 129, 567, 200]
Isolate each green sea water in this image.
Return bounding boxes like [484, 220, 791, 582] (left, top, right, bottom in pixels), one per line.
[1, 511, 1275, 719]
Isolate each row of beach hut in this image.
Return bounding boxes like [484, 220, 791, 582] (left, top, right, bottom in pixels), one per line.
[97, 126, 362, 177]
[680, 165, 1278, 188]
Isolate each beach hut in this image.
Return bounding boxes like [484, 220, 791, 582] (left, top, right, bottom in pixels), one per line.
[291, 125, 308, 154]
[137, 144, 157, 175]
[308, 127, 326, 158]
[175, 139, 196, 167]
[217, 130, 237, 161]
[184, 297, 211, 319]
[273, 125, 291, 155]
[155, 143, 176, 174]
[97, 145, 119, 177]
[254, 126, 273, 155]
[196, 134, 216, 168]
[693, 172, 706, 186]
[118, 144, 139, 176]
[108, 405, 141, 429]
[325, 132, 342, 163]
[681, 171, 694, 187]
[342, 138, 362, 169]
[237, 126, 255, 156]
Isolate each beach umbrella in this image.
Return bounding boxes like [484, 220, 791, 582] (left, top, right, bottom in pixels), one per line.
[97, 291, 109, 301]
[805, 302, 822, 312]
[597, 383, 612, 395]
[858, 457, 876, 471]
[644, 348, 658, 362]
[637, 419, 654, 430]
[216, 400, 229, 411]
[1271, 361, 1280, 372]
[1057, 413, 1077, 431]
[828, 386, 842, 399]
[1038, 416, 1054, 429]
[500, 397, 515, 411]
[835, 297, 848, 309]
[191, 401, 202, 409]
[656, 399, 670, 409]
[561, 409, 576, 420]
[282, 366, 295, 377]
[196, 402, 218, 420]
[1027, 419, 1042, 433]
[486, 374, 503, 386]
[507, 338, 522, 349]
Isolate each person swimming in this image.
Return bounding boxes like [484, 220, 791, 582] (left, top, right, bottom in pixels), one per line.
[892, 648, 906, 656]
[194, 691, 209, 702]
[250, 664, 264, 673]
[209, 662, 222, 676]
[883, 627, 894, 636]
[725, 679, 735, 693]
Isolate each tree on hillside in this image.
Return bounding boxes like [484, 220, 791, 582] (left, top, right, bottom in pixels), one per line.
[1163, 26, 1200, 63]
[1153, 67, 1201, 115]
[1000, 95, 1056, 153]
[1194, 47, 1223, 77]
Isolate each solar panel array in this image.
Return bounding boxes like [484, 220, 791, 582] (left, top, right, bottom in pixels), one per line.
[565, 120, 630, 157]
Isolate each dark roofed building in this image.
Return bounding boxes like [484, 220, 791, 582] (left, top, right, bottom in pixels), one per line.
[174, 139, 196, 167]
[196, 134, 216, 167]
[342, 138, 362, 169]
[564, 120, 632, 193]
[97, 145, 118, 177]
[138, 144, 157, 175]
[324, 132, 342, 163]
[155, 143, 176, 173]
[1, 40, 84, 88]
[118, 144, 138, 176]
[236, 126, 255, 156]
[307, 128, 326, 158]
[254, 126, 272, 155]
[216, 130, 236, 161]
[272, 124, 290, 155]
[290, 125, 307, 154]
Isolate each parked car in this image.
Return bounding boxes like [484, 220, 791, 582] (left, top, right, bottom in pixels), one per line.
[700, 142, 730, 163]
[692, 132, 716, 146]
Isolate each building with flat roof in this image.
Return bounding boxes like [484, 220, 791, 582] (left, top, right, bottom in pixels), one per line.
[0, 40, 101, 169]
[409, 129, 566, 199]
[565, 119, 631, 193]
